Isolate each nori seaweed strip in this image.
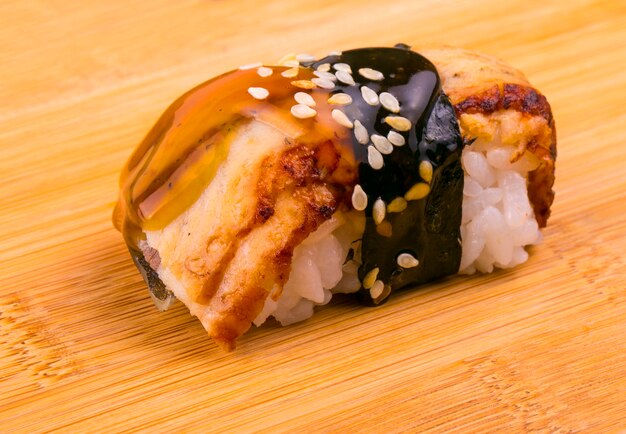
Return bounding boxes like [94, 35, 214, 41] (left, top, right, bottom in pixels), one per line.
[130, 248, 175, 310]
[358, 94, 463, 305]
[310, 47, 464, 305]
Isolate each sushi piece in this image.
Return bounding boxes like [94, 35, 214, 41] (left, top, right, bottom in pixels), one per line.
[113, 45, 556, 351]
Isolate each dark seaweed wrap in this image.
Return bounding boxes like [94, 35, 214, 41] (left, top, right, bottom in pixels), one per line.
[357, 94, 463, 305]
[310, 47, 464, 305]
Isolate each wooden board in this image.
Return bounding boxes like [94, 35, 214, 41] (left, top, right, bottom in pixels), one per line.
[1, 0, 625, 431]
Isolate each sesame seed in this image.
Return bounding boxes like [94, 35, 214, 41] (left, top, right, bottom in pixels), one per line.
[290, 104, 317, 119]
[291, 80, 317, 89]
[281, 67, 299, 78]
[351, 184, 368, 211]
[257, 66, 273, 77]
[358, 67, 384, 81]
[373, 198, 386, 225]
[313, 70, 337, 81]
[369, 280, 385, 299]
[360, 86, 379, 106]
[386, 197, 407, 213]
[368, 146, 384, 170]
[328, 50, 342, 56]
[283, 59, 300, 67]
[331, 109, 353, 128]
[327, 93, 353, 105]
[294, 92, 316, 107]
[333, 62, 352, 73]
[277, 53, 296, 65]
[371, 134, 393, 154]
[384, 116, 412, 131]
[335, 70, 356, 85]
[419, 160, 433, 183]
[404, 182, 431, 201]
[317, 63, 331, 72]
[397, 253, 419, 268]
[376, 221, 393, 237]
[311, 77, 335, 89]
[379, 92, 400, 113]
[387, 131, 406, 146]
[296, 53, 316, 63]
[363, 268, 379, 289]
[354, 120, 369, 144]
[248, 87, 269, 100]
[239, 62, 262, 70]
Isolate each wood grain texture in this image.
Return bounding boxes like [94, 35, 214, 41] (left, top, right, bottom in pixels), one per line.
[1, 0, 625, 432]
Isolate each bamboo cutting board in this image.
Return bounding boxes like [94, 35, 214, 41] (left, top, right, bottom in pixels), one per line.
[1, 0, 625, 432]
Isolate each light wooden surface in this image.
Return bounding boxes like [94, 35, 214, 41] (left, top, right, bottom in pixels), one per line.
[1, 1, 625, 432]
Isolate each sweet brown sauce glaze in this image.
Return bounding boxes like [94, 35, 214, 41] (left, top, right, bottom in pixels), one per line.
[114, 46, 464, 307]
[113, 67, 350, 248]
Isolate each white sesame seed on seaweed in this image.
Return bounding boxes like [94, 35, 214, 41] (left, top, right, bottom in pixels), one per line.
[317, 63, 331, 72]
[379, 92, 400, 113]
[384, 115, 412, 131]
[376, 221, 393, 237]
[311, 77, 335, 89]
[358, 67, 384, 81]
[335, 70, 356, 86]
[371, 134, 393, 154]
[333, 62, 352, 73]
[369, 280, 385, 299]
[351, 184, 368, 211]
[387, 131, 406, 146]
[386, 197, 407, 213]
[354, 120, 369, 144]
[327, 93, 352, 105]
[363, 268, 380, 289]
[373, 198, 386, 225]
[360, 86, 379, 106]
[397, 253, 419, 268]
[313, 70, 337, 81]
[419, 161, 433, 183]
[404, 183, 430, 201]
[367, 146, 384, 170]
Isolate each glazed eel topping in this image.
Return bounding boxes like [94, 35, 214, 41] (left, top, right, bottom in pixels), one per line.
[114, 46, 464, 308]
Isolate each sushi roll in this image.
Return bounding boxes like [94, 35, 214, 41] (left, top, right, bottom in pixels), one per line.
[113, 45, 556, 351]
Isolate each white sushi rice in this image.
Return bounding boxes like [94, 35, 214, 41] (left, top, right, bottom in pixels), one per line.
[459, 141, 542, 274]
[253, 212, 363, 326]
[255, 142, 543, 327]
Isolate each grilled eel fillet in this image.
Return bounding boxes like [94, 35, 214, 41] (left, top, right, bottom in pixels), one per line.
[420, 47, 556, 227]
[142, 48, 556, 350]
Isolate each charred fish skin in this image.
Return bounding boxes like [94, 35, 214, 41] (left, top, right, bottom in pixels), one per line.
[306, 48, 463, 306]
